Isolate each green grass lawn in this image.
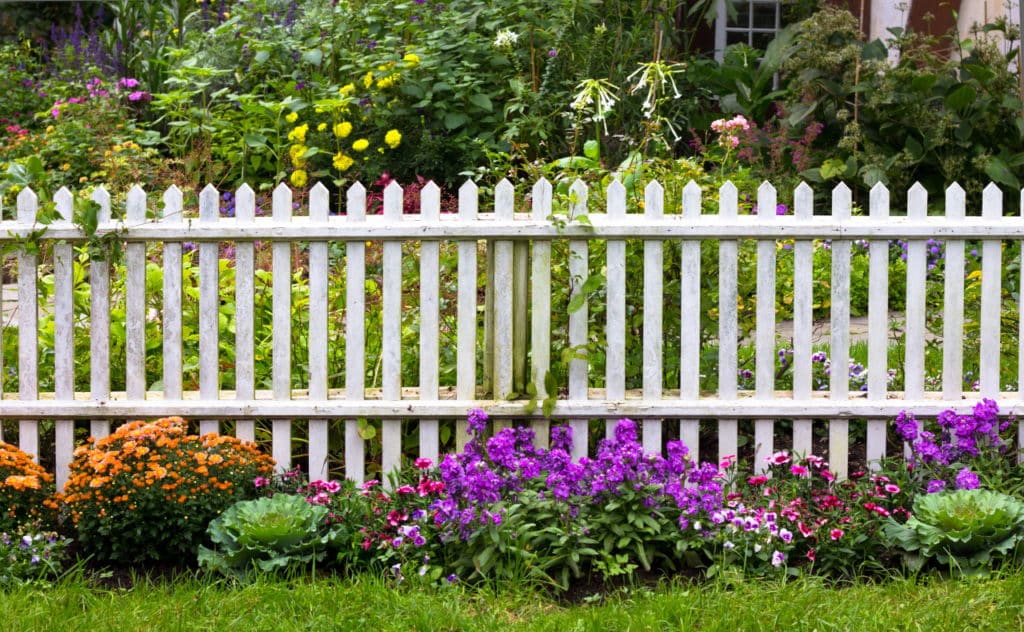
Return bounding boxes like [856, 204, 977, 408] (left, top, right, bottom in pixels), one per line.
[3, 571, 1023, 631]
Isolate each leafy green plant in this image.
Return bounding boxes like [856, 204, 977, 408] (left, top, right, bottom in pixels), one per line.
[198, 493, 334, 580]
[0, 531, 71, 587]
[884, 489, 1024, 575]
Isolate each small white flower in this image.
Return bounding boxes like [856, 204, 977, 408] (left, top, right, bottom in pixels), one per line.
[493, 29, 519, 50]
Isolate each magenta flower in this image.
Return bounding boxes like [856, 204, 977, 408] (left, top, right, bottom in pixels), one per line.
[830, 528, 844, 541]
[790, 464, 809, 478]
[414, 457, 433, 470]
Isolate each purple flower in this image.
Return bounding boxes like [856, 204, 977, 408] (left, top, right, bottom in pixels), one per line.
[926, 479, 946, 494]
[955, 468, 980, 490]
[771, 551, 785, 567]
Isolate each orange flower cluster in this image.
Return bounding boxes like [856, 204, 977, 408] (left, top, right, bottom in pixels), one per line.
[0, 441, 58, 531]
[63, 417, 276, 563]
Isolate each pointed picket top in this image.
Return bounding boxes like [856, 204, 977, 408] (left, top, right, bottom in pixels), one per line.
[383, 179, 402, 219]
[309, 182, 330, 221]
[682, 180, 701, 218]
[643, 179, 663, 219]
[162, 185, 182, 222]
[757, 181, 776, 218]
[907, 182, 927, 219]
[273, 181, 293, 221]
[54, 187, 74, 222]
[719, 181, 738, 218]
[831, 182, 852, 220]
[126, 185, 147, 222]
[794, 182, 813, 219]
[606, 179, 625, 218]
[91, 186, 111, 222]
[982, 182, 1003, 219]
[869, 181, 889, 218]
[420, 180, 440, 221]
[16, 186, 37, 223]
[569, 179, 588, 221]
[347, 181, 367, 221]
[945, 182, 965, 219]
[495, 178, 514, 220]
[458, 179, 478, 221]
[531, 178, 551, 220]
[199, 183, 219, 221]
[235, 184, 255, 222]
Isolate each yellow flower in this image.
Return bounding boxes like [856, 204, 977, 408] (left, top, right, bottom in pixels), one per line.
[333, 152, 354, 172]
[363, 71, 373, 88]
[45, 125, 54, 133]
[333, 121, 352, 138]
[288, 123, 309, 142]
[376, 75, 395, 89]
[317, 123, 327, 132]
[290, 170, 308, 187]
[289, 144, 308, 167]
[339, 83, 355, 96]
[403, 53, 420, 68]
[384, 129, 401, 149]
[285, 111, 298, 123]
[352, 138, 369, 152]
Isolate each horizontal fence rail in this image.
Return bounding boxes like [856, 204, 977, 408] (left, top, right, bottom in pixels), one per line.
[1, 179, 1023, 488]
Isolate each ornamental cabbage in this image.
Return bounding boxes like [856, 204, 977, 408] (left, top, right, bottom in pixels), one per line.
[198, 493, 335, 580]
[883, 489, 1024, 575]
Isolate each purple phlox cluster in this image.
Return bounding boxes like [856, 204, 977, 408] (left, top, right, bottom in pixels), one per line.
[955, 467, 980, 490]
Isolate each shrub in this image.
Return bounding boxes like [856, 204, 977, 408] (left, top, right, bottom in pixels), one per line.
[0, 442, 59, 532]
[63, 417, 275, 564]
[198, 493, 334, 581]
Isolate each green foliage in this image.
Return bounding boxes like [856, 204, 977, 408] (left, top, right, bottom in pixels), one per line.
[0, 531, 71, 587]
[198, 493, 334, 580]
[884, 489, 1024, 575]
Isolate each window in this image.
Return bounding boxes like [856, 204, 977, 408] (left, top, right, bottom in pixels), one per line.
[714, 0, 782, 61]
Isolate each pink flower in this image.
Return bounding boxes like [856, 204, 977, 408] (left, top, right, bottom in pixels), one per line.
[790, 465, 809, 478]
[768, 451, 791, 465]
[396, 485, 415, 495]
[253, 476, 269, 488]
[748, 475, 769, 486]
[884, 483, 900, 494]
[830, 528, 844, 541]
[798, 522, 814, 538]
[806, 548, 816, 562]
[414, 457, 433, 470]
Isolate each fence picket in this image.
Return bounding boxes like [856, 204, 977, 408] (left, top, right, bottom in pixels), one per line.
[162, 186, 184, 401]
[792, 183, 814, 457]
[345, 184, 367, 483]
[382, 182, 403, 475]
[717, 182, 739, 465]
[867, 184, 890, 467]
[456, 182, 478, 452]
[270, 184, 293, 471]
[569, 180, 590, 459]
[89, 187, 112, 440]
[125, 186, 147, 401]
[642, 180, 664, 455]
[530, 179, 552, 449]
[680, 181, 702, 460]
[419, 183, 441, 463]
[905, 184, 927, 402]
[198, 185, 220, 438]
[754, 182, 777, 473]
[493, 180, 515, 435]
[308, 183, 330, 479]
[234, 185, 256, 443]
[604, 181, 626, 440]
[53, 188, 74, 488]
[980, 184, 1002, 397]
[830, 184, 852, 480]
[942, 184, 966, 400]
[17, 189, 38, 460]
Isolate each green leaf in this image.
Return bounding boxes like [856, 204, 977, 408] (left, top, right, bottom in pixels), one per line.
[583, 139, 600, 161]
[253, 50, 270, 64]
[985, 156, 1020, 188]
[945, 84, 977, 111]
[244, 133, 268, 148]
[301, 48, 323, 66]
[444, 112, 469, 130]
[468, 93, 493, 112]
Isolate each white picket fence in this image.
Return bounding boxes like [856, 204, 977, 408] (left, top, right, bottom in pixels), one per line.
[1, 178, 1023, 489]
